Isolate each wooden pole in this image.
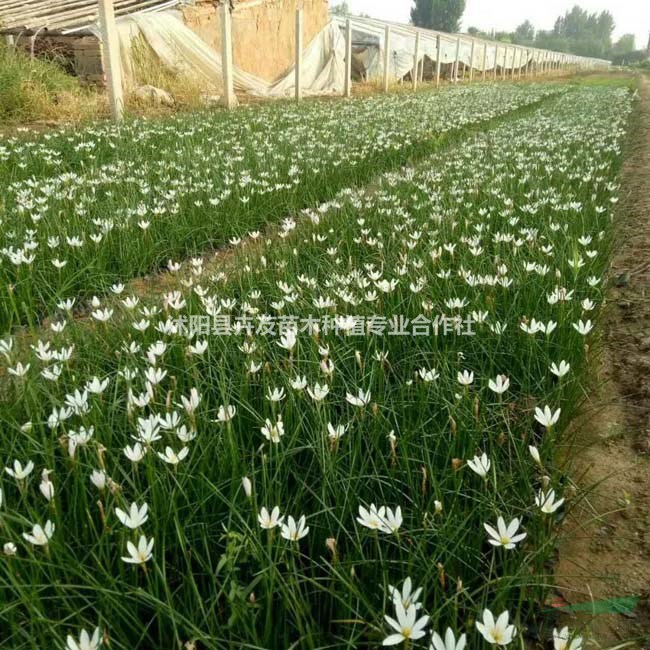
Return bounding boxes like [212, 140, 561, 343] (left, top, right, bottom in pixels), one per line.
[435, 35, 441, 88]
[383, 25, 391, 92]
[510, 47, 516, 79]
[517, 48, 523, 78]
[469, 39, 475, 82]
[220, 2, 237, 109]
[453, 36, 460, 82]
[525, 49, 531, 77]
[5, 34, 15, 48]
[344, 19, 352, 98]
[493, 44, 498, 80]
[98, 0, 124, 122]
[483, 43, 487, 81]
[294, 9, 303, 101]
[412, 30, 420, 91]
[502, 45, 508, 80]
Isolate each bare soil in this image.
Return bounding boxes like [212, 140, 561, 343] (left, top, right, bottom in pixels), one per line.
[556, 74, 650, 649]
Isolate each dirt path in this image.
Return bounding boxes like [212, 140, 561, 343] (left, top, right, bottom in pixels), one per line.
[555, 74, 650, 649]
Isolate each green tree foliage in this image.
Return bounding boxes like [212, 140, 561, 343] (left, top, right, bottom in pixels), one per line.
[467, 5, 620, 60]
[513, 21, 535, 46]
[330, 1, 350, 16]
[612, 34, 636, 56]
[411, 0, 466, 33]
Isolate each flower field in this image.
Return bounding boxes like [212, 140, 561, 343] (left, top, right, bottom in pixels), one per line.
[0, 80, 634, 649]
[0, 84, 558, 331]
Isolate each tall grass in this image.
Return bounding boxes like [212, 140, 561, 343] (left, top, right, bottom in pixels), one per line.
[0, 43, 101, 124]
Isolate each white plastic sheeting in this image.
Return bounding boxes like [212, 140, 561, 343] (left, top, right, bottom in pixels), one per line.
[104, 9, 608, 100]
[112, 10, 347, 97]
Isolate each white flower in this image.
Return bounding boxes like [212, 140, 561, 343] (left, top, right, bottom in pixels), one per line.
[488, 374, 510, 395]
[8, 362, 30, 378]
[266, 386, 286, 402]
[346, 388, 371, 407]
[383, 601, 429, 646]
[124, 443, 146, 463]
[179, 388, 201, 414]
[476, 609, 516, 646]
[383, 506, 403, 533]
[4, 542, 17, 556]
[457, 370, 474, 386]
[5, 459, 34, 480]
[242, 477, 252, 498]
[258, 506, 283, 529]
[261, 417, 284, 444]
[66, 626, 102, 650]
[39, 470, 54, 501]
[277, 328, 297, 351]
[115, 502, 149, 529]
[528, 445, 541, 464]
[430, 628, 467, 650]
[357, 503, 395, 534]
[327, 422, 347, 441]
[535, 489, 565, 514]
[280, 515, 309, 541]
[549, 360, 570, 378]
[553, 627, 583, 650]
[572, 319, 593, 335]
[388, 577, 423, 611]
[467, 453, 490, 478]
[419, 368, 440, 382]
[157, 446, 189, 465]
[216, 404, 236, 422]
[121, 535, 154, 565]
[23, 520, 55, 546]
[291, 375, 307, 390]
[90, 470, 107, 490]
[484, 516, 527, 549]
[307, 383, 330, 401]
[534, 405, 561, 428]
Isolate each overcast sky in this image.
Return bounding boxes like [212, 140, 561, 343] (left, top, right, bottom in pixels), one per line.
[334, 0, 650, 51]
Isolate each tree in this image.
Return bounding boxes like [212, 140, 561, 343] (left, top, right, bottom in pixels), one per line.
[513, 20, 535, 45]
[612, 34, 635, 56]
[411, 0, 466, 33]
[330, 1, 350, 16]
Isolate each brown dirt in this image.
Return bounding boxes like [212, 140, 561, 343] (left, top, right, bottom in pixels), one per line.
[555, 74, 650, 649]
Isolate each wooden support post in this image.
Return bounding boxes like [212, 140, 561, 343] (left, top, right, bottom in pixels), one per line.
[412, 30, 420, 91]
[383, 25, 391, 92]
[294, 9, 303, 101]
[220, 2, 237, 109]
[525, 49, 531, 77]
[482, 42, 487, 81]
[469, 39, 475, 82]
[419, 52, 425, 82]
[435, 35, 441, 88]
[493, 44, 498, 80]
[511, 47, 516, 79]
[502, 46, 508, 80]
[344, 19, 352, 98]
[453, 36, 460, 82]
[98, 0, 124, 122]
[517, 48, 523, 78]
[5, 34, 15, 48]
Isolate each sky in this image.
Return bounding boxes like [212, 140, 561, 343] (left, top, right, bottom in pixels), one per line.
[333, 0, 650, 51]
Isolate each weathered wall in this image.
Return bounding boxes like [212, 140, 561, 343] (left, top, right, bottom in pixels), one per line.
[182, 0, 329, 82]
